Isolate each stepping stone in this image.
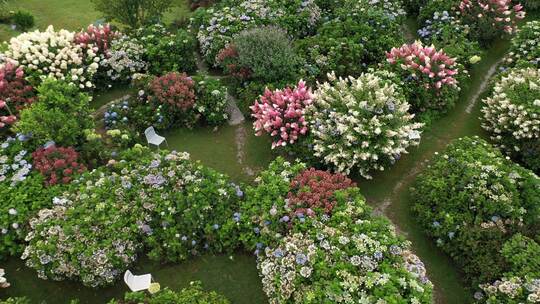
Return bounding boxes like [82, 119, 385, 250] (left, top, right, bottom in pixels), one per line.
[226, 93, 245, 126]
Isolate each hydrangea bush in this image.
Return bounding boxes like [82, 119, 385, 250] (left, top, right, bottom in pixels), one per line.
[32, 145, 86, 186]
[307, 72, 423, 178]
[251, 80, 313, 149]
[192, 0, 321, 65]
[74, 24, 120, 57]
[481, 68, 540, 172]
[0, 136, 32, 187]
[417, 10, 482, 68]
[101, 36, 147, 83]
[22, 149, 241, 287]
[0, 62, 36, 130]
[239, 158, 433, 303]
[503, 21, 540, 69]
[296, 6, 403, 81]
[134, 24, 197, 75]
[386, 41, 460, 114]
[412, 136, 540, 285]
[458, 0, 526, 44]
[2, 26, 101, 89]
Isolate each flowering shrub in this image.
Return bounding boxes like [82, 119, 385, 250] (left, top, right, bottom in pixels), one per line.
[356, 0, 406, 20]
[0, 136, 32, 187]
[2, 26, 101, 89]
[412, 136, 540, 286]
[503, 21, 540, 69]
[23, 149, 241, 287]
[481, 68, 540, 172]
[150, 72, 196, 112]
[286, 168, 355, 216]
[192, 75, 229, 126]
[74, 24, 120, 57]
[251, 81, 313, 149]
[417, 10, 482, 68]
[32, 145, 86, 186]
[479, 276, 540, 303]
[108, 282, 230, 304]
[14, 79, 94, 148]
[386, 41, 460, 113]
[134, 25, 197, 75]
[243, 160, 433, 303]
[0, 173, 63, 259]
[149, 72, 197, 127]
[102, 36, 147, 82]
[0, 268, 8, 288]
[0, 62, 36, 129]
[296, 6, 403, 81]
[192, 0, 321, 65]
[307, 72, 423, 178]
[458, 0, 526, 43]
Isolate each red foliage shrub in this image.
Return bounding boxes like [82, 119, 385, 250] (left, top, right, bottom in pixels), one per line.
[0, 62, 36, 129]
[287, 168, 356, 216]
[216, 45, 251, 79]
[32, 145, 87, 186]
[74, 24, 119, 56]
[149, 72, 196, 111]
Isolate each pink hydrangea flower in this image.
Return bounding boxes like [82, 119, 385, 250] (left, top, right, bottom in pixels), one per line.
[459, 0, 525, 34]
[251, 81, 313, 149]
[386, 41, 459, 90]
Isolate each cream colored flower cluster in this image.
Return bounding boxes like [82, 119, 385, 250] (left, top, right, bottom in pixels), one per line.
[308, 72, 423, 178]
[3, 25, 101, 89]
[481, 68, 540, 151]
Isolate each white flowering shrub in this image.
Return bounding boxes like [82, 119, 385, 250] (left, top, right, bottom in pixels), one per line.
[503, 20, 540, 69]
[307, 72, 423, 178]
[2, 26, 101, 89]
[481, 68, 540, 172]
[101, 36, 147, 82]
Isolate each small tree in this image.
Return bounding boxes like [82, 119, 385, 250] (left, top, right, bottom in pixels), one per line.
[91, 0, 173, 29]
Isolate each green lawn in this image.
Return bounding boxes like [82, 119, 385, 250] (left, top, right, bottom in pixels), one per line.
[0, 0, 191, 42]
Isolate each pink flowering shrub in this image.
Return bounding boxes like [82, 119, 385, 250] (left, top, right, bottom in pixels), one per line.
[386, 41, 460, 113]
[287, 168, 356, 216]
[459, 0, 525, 43]
[0, 62, 36, 129]
[251, 81, 313, 149]
[75, 24, 119, 56]
[32, 145, 87, 186]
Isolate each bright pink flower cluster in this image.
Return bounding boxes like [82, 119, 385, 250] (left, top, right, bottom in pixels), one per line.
[149, 72, 196, 111]
[386, 42, 459, 90]
[0, 62, 36, 129]
[251, 81, 313, 149]
[287, 168, 356, 216]
[75, 24, 119, 56]
[32, 145, 87, 186]
[459, 0, 525, 34]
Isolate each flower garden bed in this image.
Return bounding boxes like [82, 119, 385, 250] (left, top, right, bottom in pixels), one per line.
[1, 0, 539, 303]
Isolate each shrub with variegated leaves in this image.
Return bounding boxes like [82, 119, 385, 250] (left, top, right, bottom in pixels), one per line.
[481, 68, 540, 172]
[307, 72, 423, 178]
[251, 81, 313, 149]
